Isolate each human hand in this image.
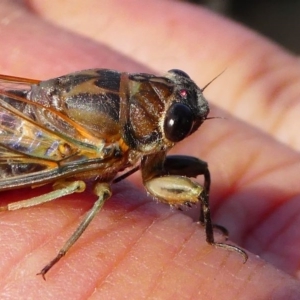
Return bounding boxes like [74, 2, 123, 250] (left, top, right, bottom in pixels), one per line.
[1, 1, 300, 299]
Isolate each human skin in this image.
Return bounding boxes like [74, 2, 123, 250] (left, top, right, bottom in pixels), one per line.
[0, 0, 300, 299]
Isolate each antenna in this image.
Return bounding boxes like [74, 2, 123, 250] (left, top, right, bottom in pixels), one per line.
[201, 69, 226, 92]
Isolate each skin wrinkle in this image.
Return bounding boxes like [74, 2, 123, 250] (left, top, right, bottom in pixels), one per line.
[174, 231, 243, 296]
[85, 206, 165, 299]
[253, 66, 300, 139]
[198, 122, 232, 159]
[241, 262, 279, 299]
[0, 205, 82, 284]
[91, 232, 155, 297]
[210, 122, 300, 191]
[246, 185, 299, 251]
[225, 42, 300, 148]
[262, 60, 300, 107]
[150, 247, 208, 299]
[228, 46, 280, 112]
[237, 152, 300, 189]
[0, 6, 143, 76]
[144, 219, 199, 299]
[225, 38, 289, 106]
[221, 32, 265, 76]
[127, 214, 201, 298]
[243, 260, 269, 296]
[239, 153, 299, 204]
[191, 244, 230, 292]
[241, 193, 290, 248]
[191, 244, 243, 299]
[242, 263, 272, 297]
[213, 269, 242, 300]
[90, 204, 177, 296]
[242, 193, 300, 264]
[201, 127, 262, 217]
[233, 141, 262, 187]
[224, 271, 247, 300]
[258, 202, 300, 255]
[269, 90, 300, 142]
[85, 219, 161, 298]
[239, 159, 300, 247]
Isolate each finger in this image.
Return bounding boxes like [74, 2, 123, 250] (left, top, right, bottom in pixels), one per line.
[28, 0, 300, 150]
[5, 0, 298, 272]
[1, 184, 300, 299]
[1, 1, 296, 296]
[0, 1, 142, 78]
[3, 0, 300, 274]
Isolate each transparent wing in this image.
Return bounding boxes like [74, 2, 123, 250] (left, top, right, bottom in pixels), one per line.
[0, 74, 121, 189]
[0, 74, 106, 159]
[0, 91, 80, 161]
[0, 75, 103, 186]
[0, 74, 40, 92]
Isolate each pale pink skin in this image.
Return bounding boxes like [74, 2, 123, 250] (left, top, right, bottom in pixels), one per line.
[0, 1, 300, 299]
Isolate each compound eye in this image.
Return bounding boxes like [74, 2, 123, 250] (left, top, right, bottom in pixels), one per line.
[164, 103, 194, 142]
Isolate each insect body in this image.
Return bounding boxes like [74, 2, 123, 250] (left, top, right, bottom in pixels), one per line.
[0, 69, 247, 278]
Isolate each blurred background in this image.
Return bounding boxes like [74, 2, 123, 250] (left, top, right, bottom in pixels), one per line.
[186, 0, 300, 53]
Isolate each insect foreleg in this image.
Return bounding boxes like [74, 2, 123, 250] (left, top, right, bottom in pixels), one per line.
[142, 154, 248, 262]
[37, 182, 111, 279]
[163, 156, 228, 236]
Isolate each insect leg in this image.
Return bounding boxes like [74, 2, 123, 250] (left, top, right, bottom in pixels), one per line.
[142, 154, 248, 262]
[163, 156, 228, 236]
[0, 181, 86, 211]
[113, 165, 139, 183]
[37, 182, 111, 279]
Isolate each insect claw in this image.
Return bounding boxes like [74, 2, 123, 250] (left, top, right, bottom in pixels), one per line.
[37, 250, 65, 279]
[212, 224, 229, 240]
[36, 271, 47, 281]
[213, 242, 248, 263]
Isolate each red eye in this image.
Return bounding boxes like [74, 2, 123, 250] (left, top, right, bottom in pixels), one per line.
[179, 89, 188, 98]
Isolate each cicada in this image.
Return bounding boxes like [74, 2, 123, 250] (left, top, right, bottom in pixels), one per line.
[0, 69, 247, 278]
